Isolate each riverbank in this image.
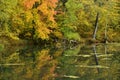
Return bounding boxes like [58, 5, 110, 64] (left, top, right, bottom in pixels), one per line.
[0, 34, 33, 51]
[0, 34, 120, 50]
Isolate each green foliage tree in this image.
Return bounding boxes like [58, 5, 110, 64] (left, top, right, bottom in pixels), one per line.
[77, 0, 120, 42]
[57, 0, 82, 41]
[0, 0, 18, 35]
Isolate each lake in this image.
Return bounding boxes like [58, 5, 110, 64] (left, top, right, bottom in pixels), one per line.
[0, 43, 120, 80]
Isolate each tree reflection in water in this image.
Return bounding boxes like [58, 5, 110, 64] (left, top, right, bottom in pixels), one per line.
[0, 44, 120, 80]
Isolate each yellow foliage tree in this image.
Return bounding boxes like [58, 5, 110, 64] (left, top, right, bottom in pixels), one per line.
[21, 0, 59, 40]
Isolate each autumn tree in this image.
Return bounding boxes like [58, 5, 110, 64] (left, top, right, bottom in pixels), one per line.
[0, 0, 120, 43]
[20, 0, 59, 40]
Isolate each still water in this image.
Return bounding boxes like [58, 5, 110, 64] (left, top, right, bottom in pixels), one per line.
[0, 43, 120, 80]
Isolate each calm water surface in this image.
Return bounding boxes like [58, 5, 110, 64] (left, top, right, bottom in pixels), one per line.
[0, 43, 120, 80]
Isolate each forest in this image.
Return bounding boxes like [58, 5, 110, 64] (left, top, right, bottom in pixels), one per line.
[0, 0, 120, 80]
[0, 0, 120, 46]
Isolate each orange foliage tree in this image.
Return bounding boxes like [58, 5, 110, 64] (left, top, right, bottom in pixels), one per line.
[21, 0, 60, 40]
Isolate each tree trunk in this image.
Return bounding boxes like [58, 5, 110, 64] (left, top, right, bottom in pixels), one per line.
[93, 12, 99, 39]
[104, 18, 108, 43]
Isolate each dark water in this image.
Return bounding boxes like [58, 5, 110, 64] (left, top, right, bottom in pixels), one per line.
[0, 43, 120, 80]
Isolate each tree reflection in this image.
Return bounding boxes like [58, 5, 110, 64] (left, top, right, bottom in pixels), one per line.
[55, 44, 120, 80]
[0, 44, 120, 80]
[93, 45, 100, 73]
[0, 46, 63, 80]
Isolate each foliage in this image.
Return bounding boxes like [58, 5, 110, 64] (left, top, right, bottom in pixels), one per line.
[0, 0, 18, 33]
[0, 0, 60, 41]
[0, 0, 18, 20]
[21, 0, 59, 40]
[56, 0, 82, 41]
[77, 0, 120, 42]
[0, 0, 120, 43]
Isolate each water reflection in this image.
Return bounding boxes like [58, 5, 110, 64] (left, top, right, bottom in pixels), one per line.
[0, 44, 120, 80]
[93, 45, 100, 73]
